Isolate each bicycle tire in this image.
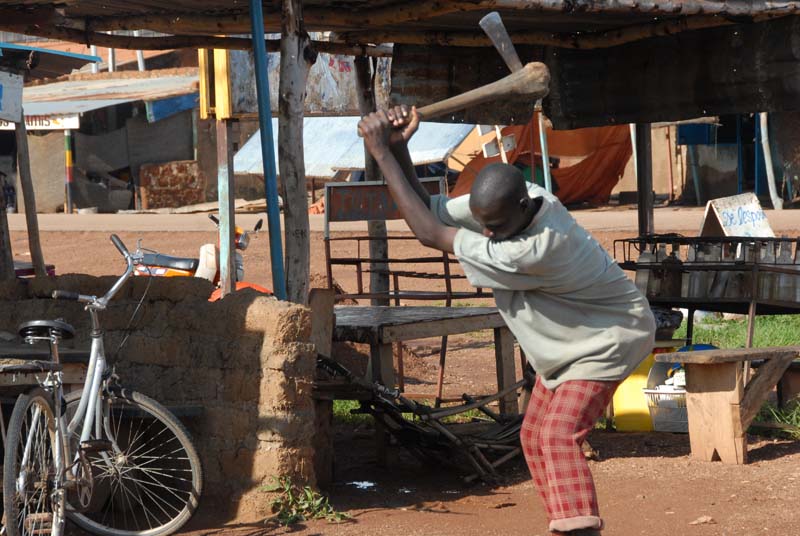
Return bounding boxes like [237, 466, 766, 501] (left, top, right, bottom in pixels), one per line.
[63, 388, 203, 536]
[3, 389, 64, 536]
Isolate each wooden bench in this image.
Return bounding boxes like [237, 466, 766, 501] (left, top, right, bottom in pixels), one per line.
[656, 346, 800, 464]
[332, 305, 519, 415]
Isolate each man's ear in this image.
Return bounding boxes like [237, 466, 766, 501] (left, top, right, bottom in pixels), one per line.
[519, 197, 530, 210]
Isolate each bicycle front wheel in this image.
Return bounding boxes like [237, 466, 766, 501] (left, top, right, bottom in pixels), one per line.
[64, 388, 203, 536]
[3, 388, 64, 536]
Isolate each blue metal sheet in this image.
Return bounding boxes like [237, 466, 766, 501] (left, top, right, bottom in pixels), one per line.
[145, 93, 199, 123]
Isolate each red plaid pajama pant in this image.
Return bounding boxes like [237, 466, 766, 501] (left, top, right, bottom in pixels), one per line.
[520, 375, 618, 532]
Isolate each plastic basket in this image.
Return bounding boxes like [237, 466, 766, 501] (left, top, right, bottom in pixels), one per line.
[642, 388, 688, 433]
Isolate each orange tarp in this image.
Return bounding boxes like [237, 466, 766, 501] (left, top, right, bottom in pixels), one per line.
[451, 115, 632, 206]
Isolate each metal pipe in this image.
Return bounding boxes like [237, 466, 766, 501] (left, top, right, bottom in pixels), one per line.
[90, 45, 98, 73]
[736, 114, 744, 194]
[134, 30, 146, 71]
[249, 0, 287, 300]
[536, 102, 552, 193]
[64, 129, 74, 214]
[759, 112, 783, 210]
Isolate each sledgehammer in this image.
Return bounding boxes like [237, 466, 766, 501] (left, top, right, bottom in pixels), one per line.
[415, 61, 549, 120]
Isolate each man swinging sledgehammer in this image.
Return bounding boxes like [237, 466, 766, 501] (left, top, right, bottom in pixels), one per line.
[357, 105, 656, 536]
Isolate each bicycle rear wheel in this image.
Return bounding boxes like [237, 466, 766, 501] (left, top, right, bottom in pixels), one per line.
[3, 389, 64, 536]
[64, 388, 203, 536]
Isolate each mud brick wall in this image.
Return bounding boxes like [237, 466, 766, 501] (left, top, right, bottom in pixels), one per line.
[0, 275, 316, 520]
[139, 160, 206, 209]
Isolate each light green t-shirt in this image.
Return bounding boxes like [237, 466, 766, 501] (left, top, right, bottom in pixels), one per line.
[430, 184, 656, 389]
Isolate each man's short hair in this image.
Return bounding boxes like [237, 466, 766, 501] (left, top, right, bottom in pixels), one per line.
[471, 163, 528, 212]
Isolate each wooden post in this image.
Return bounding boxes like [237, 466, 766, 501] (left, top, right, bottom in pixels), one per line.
[635, 123, 654, 236]
[0, 177, 13, 281]
[15, 114, 46, 278]
[216, 118, 236, 297]
[278, 0, 315, 304]
[354, 55, 390, 306]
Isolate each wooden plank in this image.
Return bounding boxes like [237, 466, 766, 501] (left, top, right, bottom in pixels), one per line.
[216, 119, 236, 297]
[308, 288, 335, 358]
[354, 55, 390, 306]
[279, 0, 313, 305]
[367, 343, 395, 388]
[740, 354, 795, 429]
[381, 314, 506, 343]
[15, 115, 46, 278]
[685, 362, 746, 464]
[0, 363, 86, 387]
[0, 173, 13, 281]
[494, 327, 518, 416]
[212, 49, 232, 120]
[657, 346, 800, 365]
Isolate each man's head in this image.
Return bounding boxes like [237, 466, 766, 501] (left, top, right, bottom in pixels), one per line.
[469, 163, 539, 240]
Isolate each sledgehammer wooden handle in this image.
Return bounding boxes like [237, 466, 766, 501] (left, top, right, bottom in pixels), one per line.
[416, 62, 550, 120]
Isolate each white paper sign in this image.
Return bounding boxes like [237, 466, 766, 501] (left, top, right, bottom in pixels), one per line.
[0, 71, 23, 123]
[700, 192, 775, 237]
[0, 115, 80, 131]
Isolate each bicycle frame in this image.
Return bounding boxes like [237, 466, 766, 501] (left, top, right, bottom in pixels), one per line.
[15, 236, 138, 536]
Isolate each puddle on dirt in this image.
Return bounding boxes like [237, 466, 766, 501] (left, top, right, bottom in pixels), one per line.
[348, 481, 377, 490]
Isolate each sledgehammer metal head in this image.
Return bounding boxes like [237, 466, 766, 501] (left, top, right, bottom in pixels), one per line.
[479, 11, 524, 73]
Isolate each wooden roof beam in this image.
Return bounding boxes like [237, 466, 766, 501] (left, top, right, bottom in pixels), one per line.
[336, 14, 788, 50]
[83, 1, 488, 34]
[0, 23, 392, 56]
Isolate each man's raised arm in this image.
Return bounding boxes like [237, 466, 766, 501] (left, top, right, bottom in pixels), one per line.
[358, 109, 456, 253]
[385, 105, 430, 207]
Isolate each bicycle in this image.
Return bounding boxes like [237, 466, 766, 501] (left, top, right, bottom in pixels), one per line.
[3, 234, 203, 536]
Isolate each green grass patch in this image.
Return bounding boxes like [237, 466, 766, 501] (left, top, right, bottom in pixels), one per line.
[333, 399, 371, 426]
[673, 314, 800, 349]
[333, 398, 494, 426]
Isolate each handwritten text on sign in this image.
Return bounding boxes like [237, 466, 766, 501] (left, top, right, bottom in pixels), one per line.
[704, 192, 775, 237]
[0, 70, 23, 123]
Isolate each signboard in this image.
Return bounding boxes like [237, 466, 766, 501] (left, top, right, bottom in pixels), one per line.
[0, 115, 80, 131]
[325, 178, 445, 225]
[0, 70, 23, 123]
[700, 192, 775, 237]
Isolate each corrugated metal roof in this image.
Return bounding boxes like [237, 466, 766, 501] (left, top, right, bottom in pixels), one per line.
[0, 42, 99, 80]
[21, 74, 199, 117]
[234, 116, 474, 178]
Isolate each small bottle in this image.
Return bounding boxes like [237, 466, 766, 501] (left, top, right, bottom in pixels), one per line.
[635, 249, 655, 296]
[776, 240, 794, 303]
[649, 245, 668, 298]
[681, 246, 695, 298]
[689, 246, 710, 298]
[759, 242, 776, 301]
[661, 251, 683, 298]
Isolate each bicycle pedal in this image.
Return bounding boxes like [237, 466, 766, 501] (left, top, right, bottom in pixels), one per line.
[23, 513, 52, 533]
[80, 439, 113, 453]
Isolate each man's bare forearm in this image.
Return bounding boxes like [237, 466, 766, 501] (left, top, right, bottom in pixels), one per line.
[390, 142, 431, 207]
[374, 148, 455, 253]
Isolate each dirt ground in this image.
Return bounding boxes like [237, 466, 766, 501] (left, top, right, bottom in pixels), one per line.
[9, 218, 800, 536]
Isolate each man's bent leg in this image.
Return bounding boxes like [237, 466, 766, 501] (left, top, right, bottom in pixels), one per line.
[520, 375, 555, 518]
[538, 380, 618, 533]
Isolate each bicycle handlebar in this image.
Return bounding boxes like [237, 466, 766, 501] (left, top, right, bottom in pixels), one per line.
[110, 234, 129, 257]
[52, 290, 80, 301]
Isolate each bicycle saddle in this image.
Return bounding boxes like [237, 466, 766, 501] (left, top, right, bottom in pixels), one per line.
[18, 319, 76, 341]
[140, 253, 199, 271]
